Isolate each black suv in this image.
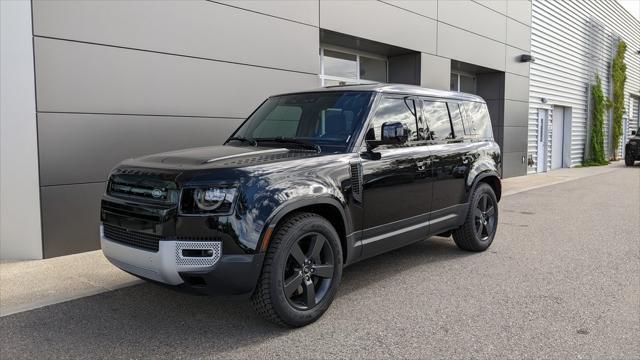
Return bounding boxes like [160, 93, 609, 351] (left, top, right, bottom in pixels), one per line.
[624, 130, 640, 166]
[100, 84, 502, 327]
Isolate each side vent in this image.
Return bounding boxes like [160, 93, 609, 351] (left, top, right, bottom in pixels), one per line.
[349, 162, 363, 203]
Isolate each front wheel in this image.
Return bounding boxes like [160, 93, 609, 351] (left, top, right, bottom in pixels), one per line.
[453, 183, 499, 252]
[251, 212, 343, 327]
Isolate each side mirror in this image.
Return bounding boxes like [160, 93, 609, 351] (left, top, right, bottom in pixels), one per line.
[382, 122, 410, 144]
[365, 122, 410, 151]
[632, 130, 637, 136]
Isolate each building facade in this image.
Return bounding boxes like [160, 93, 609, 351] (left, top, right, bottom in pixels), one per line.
[3, 0, 636, 260]
[527, 0, 640, 172]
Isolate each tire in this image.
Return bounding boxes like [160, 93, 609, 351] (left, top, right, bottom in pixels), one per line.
[453, 183, 498, 252]
[624, 152, 635, 166]
[251, 212, 343, 327]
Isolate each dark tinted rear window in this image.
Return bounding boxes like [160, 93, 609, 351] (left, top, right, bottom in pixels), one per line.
[462, 101, 493, 139]
[423, 100, 452, 140]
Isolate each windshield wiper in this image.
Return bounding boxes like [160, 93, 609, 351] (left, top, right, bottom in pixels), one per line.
[226, 136, 257, 146]
[255, 137, 321, 152]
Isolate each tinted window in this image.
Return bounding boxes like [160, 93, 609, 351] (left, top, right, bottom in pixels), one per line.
[462, 101, 493, 139]
[234, 91, 373, 153]
[252, 105, 301, 138]
[423, 101, 452, 140]
[369, 98, 418, 142]
[447, 102, 465, 138]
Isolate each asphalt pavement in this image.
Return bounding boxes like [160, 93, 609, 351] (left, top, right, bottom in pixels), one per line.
[1, 165, 638, 359]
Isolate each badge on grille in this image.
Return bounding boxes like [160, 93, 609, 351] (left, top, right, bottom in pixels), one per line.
[151, 188, 164, 199]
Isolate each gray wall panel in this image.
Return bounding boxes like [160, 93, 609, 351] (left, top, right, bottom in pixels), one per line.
[33, 0, 319, 74]
[504, 99, 529, 127]
[437, 23, 506, 71]
[35, 37, 318, 117]
[38, 113, 243, 186]
[215, 0, 319, 26]
[474, 0, 507, 14]
[319, 0, 436, 54]
[506, 18, 531, 51]
[505, 45, 530, 77]
[505, 73, 529, 102]
[502, 151, 526, 178]
[503, 126, 528, 152]
[382, 0, 437, 19]
[507, 0, 532, 26]
[420, 53, 450, 91]
[41, 182, 105, 258]
[438, 0, 506, 42]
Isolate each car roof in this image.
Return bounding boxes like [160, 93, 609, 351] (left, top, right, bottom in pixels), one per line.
[273, 83, 485, 103]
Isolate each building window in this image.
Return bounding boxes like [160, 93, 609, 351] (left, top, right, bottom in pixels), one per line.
[320, 47, 387, 86]
[450, 71, 476, 93]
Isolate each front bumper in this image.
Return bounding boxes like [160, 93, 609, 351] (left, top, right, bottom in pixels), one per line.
[101, 226, 264, 295]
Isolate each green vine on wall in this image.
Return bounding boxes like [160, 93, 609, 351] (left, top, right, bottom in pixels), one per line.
[611, 40, 627, 160]
[587, 73, 608, 166]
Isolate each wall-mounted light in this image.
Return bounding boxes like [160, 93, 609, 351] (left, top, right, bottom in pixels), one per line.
[541, 97, 548, 104]
[520, 54, 536, 62]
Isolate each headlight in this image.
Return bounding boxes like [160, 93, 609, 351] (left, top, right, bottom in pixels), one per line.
[180, 186, 238, 215]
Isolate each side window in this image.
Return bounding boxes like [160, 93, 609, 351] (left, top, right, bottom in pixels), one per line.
[423, 100, 453, 140]
[462, 101, 493, 139]
[447, 102, 465, 138]
[369, 97, 418, 142]
[253, 105, 302, 138]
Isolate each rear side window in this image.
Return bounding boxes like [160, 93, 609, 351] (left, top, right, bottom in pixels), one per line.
[462, 101, 493, 139]
[423, 100, 452, 140]
[447, 102, 465, 139]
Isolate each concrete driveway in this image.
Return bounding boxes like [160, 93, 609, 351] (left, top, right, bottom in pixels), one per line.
[1, 165, 638, 359]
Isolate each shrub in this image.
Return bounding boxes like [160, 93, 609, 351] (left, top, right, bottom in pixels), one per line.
[611, 41, 627, 159]
[587, 73, 608, 165]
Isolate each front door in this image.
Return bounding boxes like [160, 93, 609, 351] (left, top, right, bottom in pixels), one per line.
[552, 106, 565, 169]
[537, 109, 548, 173]
[359, 96, 431, 258]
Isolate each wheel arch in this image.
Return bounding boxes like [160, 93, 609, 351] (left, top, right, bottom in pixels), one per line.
[468, 171, 502, 203]
[259, 196, 352, 264]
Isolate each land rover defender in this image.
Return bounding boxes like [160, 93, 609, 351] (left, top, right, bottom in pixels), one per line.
[100, 84, 502, 327]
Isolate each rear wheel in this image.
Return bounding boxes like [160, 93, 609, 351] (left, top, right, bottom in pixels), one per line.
[453, 183, 498, 252]
[624, 151, 635, 166]
[251, 212, 342, 327]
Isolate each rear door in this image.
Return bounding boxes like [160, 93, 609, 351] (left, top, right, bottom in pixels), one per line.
[421, 99, 471, 234]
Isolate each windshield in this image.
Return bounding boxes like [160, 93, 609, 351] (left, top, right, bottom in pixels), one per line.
[231, 91, 374, 153]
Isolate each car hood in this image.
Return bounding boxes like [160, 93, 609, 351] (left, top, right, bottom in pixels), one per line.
[121, 145, 320, 169]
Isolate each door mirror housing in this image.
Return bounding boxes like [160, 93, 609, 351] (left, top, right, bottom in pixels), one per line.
[365, 122, 410, 150]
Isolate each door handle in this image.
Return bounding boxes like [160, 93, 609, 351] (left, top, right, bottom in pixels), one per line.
[416, 160, 428, 171]
[416, 158, 437, 171]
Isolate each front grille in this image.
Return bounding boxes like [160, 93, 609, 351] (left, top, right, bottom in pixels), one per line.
[107, 172, 178, 204]
[103, 224, 161, 252]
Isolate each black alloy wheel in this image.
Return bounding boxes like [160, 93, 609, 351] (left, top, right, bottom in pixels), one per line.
[283, 232, 334, 310]
[252, 212, 342, 327]
[474, 193, 497, 241]
[453, 182, 499, 252]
